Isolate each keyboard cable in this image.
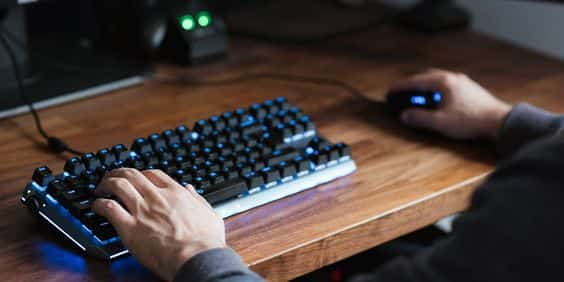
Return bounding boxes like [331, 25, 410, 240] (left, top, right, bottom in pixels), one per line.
[0, 31, 84, 156]
[155, 72, 371, 102]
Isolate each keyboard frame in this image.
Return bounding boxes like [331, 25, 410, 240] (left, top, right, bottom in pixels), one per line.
[21, 157, 356, 260]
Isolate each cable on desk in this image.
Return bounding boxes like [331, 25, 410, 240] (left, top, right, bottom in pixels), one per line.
[0, 31, 84, 156]
[156, 72, 372, 102]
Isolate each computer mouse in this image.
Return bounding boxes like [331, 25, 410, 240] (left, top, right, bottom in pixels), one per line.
[386, 90, 443, 115]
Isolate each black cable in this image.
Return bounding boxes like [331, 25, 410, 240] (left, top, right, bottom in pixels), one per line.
[158, 72, 370, 102]
[0, 32, 84, 156]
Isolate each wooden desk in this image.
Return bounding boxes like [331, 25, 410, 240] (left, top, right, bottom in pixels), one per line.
[1, 26, 564, 281]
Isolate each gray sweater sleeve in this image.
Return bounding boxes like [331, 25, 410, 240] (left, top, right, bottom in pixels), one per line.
[173, 248, 264, 282]
[497, 103, 564, 157]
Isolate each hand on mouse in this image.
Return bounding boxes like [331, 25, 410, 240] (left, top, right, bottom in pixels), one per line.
[390, 69, 512, 141]
[92, 168, 226, 282]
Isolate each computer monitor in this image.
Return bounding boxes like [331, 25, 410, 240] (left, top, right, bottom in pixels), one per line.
[0, 0, 151, 119]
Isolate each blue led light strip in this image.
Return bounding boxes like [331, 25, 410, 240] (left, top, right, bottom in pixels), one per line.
[38, 211, 87, 251]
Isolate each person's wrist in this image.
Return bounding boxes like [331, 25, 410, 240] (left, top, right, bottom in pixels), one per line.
[167, 240, 227, 281]
[481, 102, 512, 141]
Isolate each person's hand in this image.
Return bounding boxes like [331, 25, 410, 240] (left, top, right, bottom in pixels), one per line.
[92, 168, 226, 281]
[389, 69, 512, 141]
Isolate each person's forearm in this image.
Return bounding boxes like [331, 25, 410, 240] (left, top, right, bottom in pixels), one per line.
[173, 248, 264, 282]
[497, 103, 564, 157]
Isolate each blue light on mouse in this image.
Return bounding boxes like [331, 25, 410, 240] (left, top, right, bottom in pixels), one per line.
[433, 92, 442, 103]
[411, 96, 427, 105]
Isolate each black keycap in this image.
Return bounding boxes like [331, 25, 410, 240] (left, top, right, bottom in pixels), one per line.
[289, 107, 304, 120]
[216, 143, 232, 156]
[263, 100, 279, 115]
[260, 167, 281, 183]
[326, 146, 340, 161]
[222, 111, 239, 128]
[81, 170, 100, 185]
[162, 129, 180, 145]
[264, 115, 282, 128]
[109, 160, 125, 170]
[250, 159, 266, 171]
[174, 156, 192, 170]
[203, 178, 248, 205]
[194, 119, 213, 135]
[142, 152, 159, 167]
[336, 143, 352, 157]
[299, 115, 315, 131]
[132, 138, 152, 154]
[111, 144, 129, 162]
[309, 136, 331, 151]
[214, 134, 228, 145]
[126, 155, 145, 170]
[276, 110, 293, 123]
[223, 168, 239, 180]
[273, 124, 293, 140]
[82, 153, 101, 171]
[265, 148, 300, 166]
[240, 123, 263, 136]
[293, 156, 311, 172]
[47, 179, 66, 198]
[60, 189, 87, 207]
[243, 172, 264, 188]
[279, 162, 297, 178]
[64, 157, 86, 176]
[225, 128, 240, 140]
[250, 103, 267, 119]
[288, 120, 304, 135]
[245, 148, 260, 160]
[97, 148, 116, 167]
[186, 142, 201, 153]
[274, 97, 290, 111]
[219, 156, 235, 170]
[92, 221, 117, 241]
[232, 142, 245, 153]
[238, 165, 252, 176]
[169, 143, 187, 157]
[159, 160, 178, 175]
[193, 176, 212, 191]
[80, 210, 104, 228]
[200, 138, 215, 148]
[234, 108, 252, 124]
[209, 115, 226, 131]
[203, 160, 220, 172]
[64, 175, 81, 187]
[157, 148, 174, 162]
[149, 133, 167, 151]
[175, 124, 192, 141]
[32, 166, 55, 186]
[69, 198, 92, 217]
[312, 151, 329, 166]
[256, 144, 272, 156]
[174, 170, 193, 183]
[208, 172, 225, 185]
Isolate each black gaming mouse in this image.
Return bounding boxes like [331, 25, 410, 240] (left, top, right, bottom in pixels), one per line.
[386, 90, 443, 115]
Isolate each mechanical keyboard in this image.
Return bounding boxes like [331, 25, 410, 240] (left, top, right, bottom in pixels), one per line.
[20, 97, 356, 260]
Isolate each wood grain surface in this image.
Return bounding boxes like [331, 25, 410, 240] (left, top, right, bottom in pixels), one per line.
[1, 26, 564, 281]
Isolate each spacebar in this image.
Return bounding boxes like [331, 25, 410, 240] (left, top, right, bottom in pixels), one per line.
[204, 178, 248, 205]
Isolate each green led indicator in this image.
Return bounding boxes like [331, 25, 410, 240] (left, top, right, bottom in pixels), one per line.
[197, 11, 212, 27]
[180, 15, 195, 31]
